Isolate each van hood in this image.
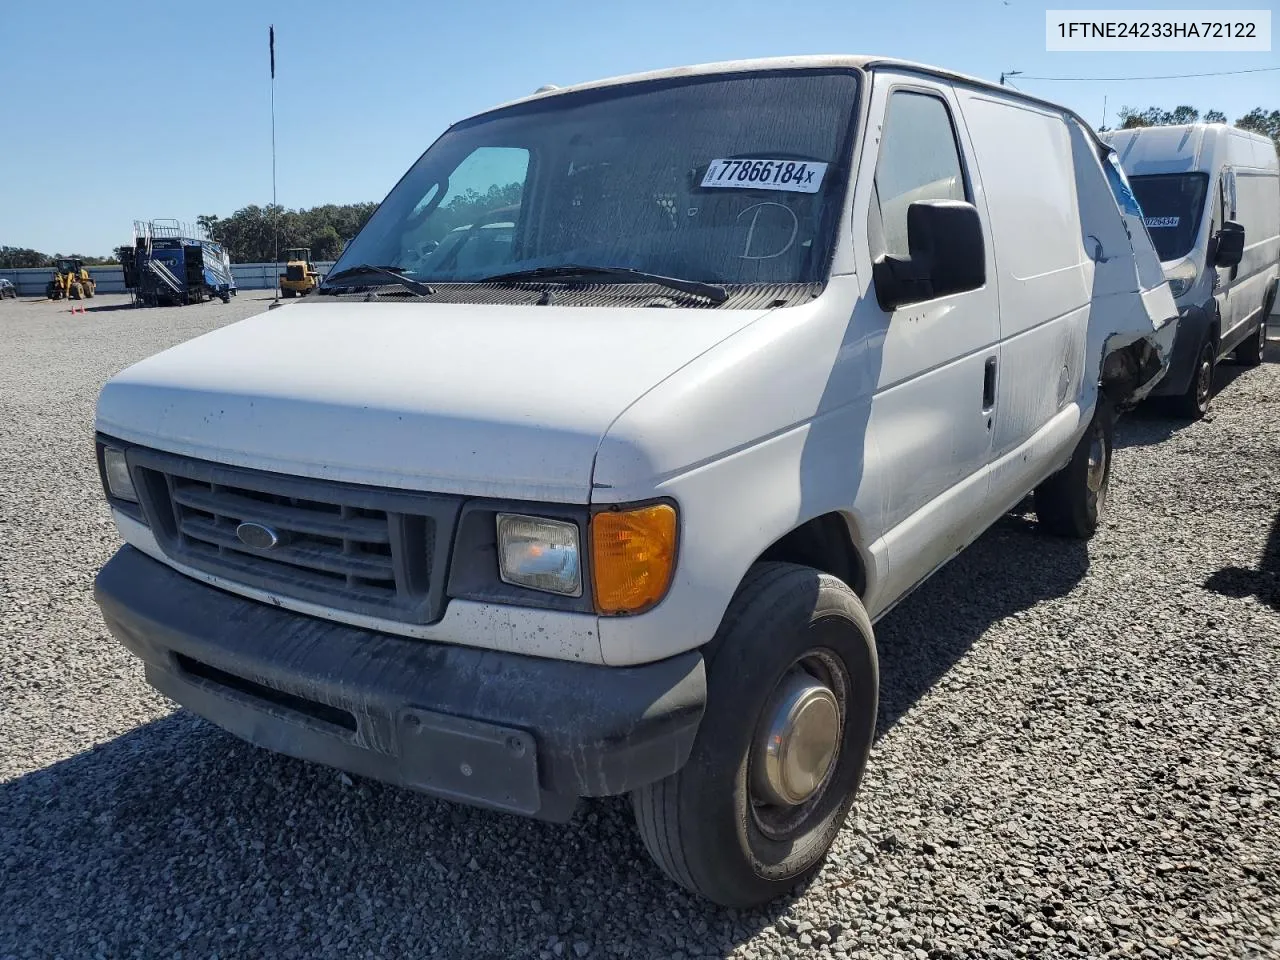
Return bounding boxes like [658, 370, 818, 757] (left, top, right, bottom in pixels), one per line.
[96, 300, 768, 501]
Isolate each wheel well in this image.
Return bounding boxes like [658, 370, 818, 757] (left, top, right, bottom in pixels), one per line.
[757, 513, 866, 596]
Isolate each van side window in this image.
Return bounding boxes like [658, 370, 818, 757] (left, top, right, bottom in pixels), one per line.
[404, 147, 530, 277]
[873, 92, 968, 257]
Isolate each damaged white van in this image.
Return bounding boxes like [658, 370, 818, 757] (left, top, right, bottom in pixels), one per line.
[1103, 123, 1280, 418]
[93, 57, 1176, 906]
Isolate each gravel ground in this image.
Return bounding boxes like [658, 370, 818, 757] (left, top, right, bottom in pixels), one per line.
[2, 293, 1278, 959]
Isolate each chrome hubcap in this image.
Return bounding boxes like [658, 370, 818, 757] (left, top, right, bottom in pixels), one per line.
[751, 667, 841, 807]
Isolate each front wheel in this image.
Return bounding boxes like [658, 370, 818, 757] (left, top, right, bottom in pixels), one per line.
[1034, 401, 1114, 539]
[1171, 336, 1215, 419]
[632, 562, 878, 907]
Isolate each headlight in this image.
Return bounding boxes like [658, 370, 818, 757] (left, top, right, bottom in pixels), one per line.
[101, 447, 138, 502]
[1165, 261, 1198, 299]
[496, 514, 582, 597]
[590, 503, 677, 615]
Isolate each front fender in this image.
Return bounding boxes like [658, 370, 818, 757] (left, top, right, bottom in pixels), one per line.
[1149, 301, 1215, 397]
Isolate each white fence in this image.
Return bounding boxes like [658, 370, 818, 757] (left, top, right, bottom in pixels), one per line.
[0, 262, 336, 296]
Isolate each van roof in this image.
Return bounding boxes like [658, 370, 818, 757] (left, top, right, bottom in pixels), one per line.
[478, 55, 1107, 150]
[1102, 123, 1280, 175]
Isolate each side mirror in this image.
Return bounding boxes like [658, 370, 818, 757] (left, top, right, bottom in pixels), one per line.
[1213, 220, 1245, 268]
[873, 200, 986, 311]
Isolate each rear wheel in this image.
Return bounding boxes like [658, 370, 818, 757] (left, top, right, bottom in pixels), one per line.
[1034, 401, 1114, 539]
[632, 562, 878, 907]
[1235, 320, 1265, 366]
[1237, 290, 1274, 366]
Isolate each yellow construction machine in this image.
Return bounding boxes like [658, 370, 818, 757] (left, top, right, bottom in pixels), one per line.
[46, 258, 96, 301]
[279, 248, 321, 298]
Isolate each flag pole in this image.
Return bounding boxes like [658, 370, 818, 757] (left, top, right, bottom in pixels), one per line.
[270, 25, 279, 302]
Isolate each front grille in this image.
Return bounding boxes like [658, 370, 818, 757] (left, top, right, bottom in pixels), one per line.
[129, 447, 460, 624]
[170, 479, 398, 597]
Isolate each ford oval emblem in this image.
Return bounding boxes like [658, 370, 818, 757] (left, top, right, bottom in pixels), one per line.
[236, 521, 282, 550]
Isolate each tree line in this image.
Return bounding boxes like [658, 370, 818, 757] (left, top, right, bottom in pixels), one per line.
[0, 247, 118, 269]
[0, 202, 379, 270]
[197, 202, 378, 263]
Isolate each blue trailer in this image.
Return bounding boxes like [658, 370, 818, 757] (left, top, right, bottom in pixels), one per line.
[121, 219, 237, 306]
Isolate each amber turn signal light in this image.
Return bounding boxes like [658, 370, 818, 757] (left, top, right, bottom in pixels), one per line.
[590, 503, 677, 615]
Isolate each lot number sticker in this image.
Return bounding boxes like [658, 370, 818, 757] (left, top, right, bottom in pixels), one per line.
[1144, 216, 1180, 228]
[701, 158, 829, 193]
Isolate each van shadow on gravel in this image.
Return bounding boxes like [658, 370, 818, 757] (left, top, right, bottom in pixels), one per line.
[872, 506, 1089, 736]
[1204, 502, 1280, 612]
[1114, 401, 1195, 449]
[0, 512, 1088, 958]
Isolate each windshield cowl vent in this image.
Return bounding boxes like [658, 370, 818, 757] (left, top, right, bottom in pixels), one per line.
[310, 281, 822, 310]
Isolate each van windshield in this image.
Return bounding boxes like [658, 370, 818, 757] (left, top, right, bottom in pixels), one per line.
[328, 71, 860, 296]
[1127, 173, 1209, 262]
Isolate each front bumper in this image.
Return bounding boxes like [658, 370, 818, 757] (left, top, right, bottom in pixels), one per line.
[95, 546, 706, 821]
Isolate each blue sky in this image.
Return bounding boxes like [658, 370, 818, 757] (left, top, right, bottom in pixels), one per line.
[0, 0, 1275, 255]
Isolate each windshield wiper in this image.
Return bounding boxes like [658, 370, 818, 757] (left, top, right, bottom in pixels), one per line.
[476, 264, 729, 304]
[322, 264, 436, 297]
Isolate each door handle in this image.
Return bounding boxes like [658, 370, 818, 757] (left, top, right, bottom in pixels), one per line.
[983, 356, 997, 410]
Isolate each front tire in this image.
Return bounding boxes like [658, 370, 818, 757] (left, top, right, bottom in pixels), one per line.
[632, 562, 878, 907]
[1171, 335, 1215, 419]
[1034, 401, 1114, 539]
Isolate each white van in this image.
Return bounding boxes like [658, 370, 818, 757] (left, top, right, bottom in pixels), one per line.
[92, 57, 1176, 906]
[1103, 123, 1280, 417]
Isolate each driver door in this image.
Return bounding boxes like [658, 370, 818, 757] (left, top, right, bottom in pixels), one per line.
[856, 72, 1001, 605]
